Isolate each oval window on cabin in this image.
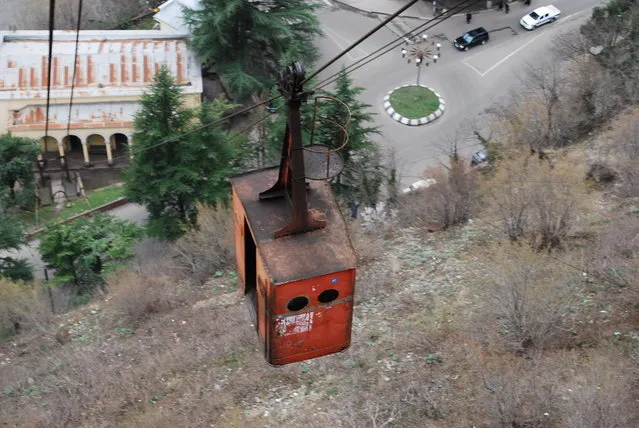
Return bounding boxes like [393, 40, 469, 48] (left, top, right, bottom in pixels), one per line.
[286, 296, 309, 312]
[318, 289, 339, 303]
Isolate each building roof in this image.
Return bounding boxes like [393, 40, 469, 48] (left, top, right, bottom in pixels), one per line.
[231, 167, 357, 286]
[154, 0, 202, 34]
[0, 30, 202, 100]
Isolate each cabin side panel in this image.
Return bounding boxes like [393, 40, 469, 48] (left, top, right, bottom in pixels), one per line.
[268, 269, 356, 365]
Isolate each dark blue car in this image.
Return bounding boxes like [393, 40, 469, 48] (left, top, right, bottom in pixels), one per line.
[454, 27, 489, 51]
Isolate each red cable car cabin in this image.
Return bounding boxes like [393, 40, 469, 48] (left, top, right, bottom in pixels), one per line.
[231, 167, 357, 365]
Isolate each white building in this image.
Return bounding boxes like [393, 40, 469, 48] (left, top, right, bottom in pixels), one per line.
[0, 30, 202, 167]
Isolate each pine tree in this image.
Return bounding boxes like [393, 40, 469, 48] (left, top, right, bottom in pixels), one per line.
[318, 69, 383, 207]
[0, 216, 32, 282]
[124, 67, 243, 239]
[0, 133, 39, 210]
[183, 0, 322, 100]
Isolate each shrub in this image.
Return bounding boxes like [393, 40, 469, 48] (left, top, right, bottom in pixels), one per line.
[399, 158, 478, 229]
[107, 271, 177, 324]
[588, 215, 639, 291]
[483, 153, 583, 251]
[561, 352, 639, 428]
[0, 279, 55, 340]
[478, 357, 560, 428]
[171, 203, 235, 284]
[479, 246, 580, 352]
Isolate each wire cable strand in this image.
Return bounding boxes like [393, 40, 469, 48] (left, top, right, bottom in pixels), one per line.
[65, 0, 84, 142]
[311, 0, 479, 92]
[71, 0, 472, 163]
[113, 113, 274, 163]
[302, 0, 420, 85]
[43, 0, 57, 141]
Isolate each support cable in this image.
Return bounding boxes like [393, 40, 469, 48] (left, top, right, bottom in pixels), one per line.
[65, 0, 84, 157]
[98, 0, 476, 158]
[301, 0, 420, 85]
[311, 0, 479, 92]
[43, 0, 56, 143]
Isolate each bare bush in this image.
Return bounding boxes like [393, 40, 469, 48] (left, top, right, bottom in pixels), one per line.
[478, 357, 560, 428]
[171, 204, 234, 284]
[107, 271, 178, 324]
[616, 114, 639, 197]
[489, 60, 622, 152]
[588, 215, 639, 291]
[483, 153, 583, 251]
[131, 237, 177, 278]
[400, 158, 478, 229]
[480, 246, 580, 352]
[561, 352, 639, 428]
[0, 279, 56, 340]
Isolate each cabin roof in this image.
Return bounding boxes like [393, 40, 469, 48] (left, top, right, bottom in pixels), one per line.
[231, 167, 357, 285]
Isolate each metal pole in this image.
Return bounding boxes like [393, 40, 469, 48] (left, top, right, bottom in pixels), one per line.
[416, 63, 421, 86]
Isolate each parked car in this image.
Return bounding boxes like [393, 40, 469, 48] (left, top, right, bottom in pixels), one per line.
[454, 27, 489, 51]
[520, 5, 561, 30]
[402, 178, 436, 195]
[470, 148, 488, 166]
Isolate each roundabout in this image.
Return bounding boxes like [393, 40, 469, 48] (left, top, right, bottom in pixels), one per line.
[383, 84, 446, 126]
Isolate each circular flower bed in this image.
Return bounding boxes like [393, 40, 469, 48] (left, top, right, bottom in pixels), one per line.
[388, 85, 440, 119]
[383, 85, 446, 126]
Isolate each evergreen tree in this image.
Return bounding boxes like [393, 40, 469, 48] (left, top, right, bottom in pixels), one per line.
[0, 215, 32, 282]
[125, 67, 243, 239]
[183, 0, 322, 100]
[318, 69, 383, 207]
[0, 133, 39, 210]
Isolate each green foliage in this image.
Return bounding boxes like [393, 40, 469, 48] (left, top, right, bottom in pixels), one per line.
[254, 70, 384, 208]
[0, 133, 39, 210]
[0, 216, 32, 282]
[318, 69, 383, 207]
[183, 0, 322, 100]
[125, 66, 244, 240]
[38, 214, 143, 291]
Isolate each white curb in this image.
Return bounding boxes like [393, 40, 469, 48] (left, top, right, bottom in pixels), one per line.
[384, 84, 445, 126]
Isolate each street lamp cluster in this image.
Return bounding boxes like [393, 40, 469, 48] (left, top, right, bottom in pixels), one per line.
[401, 34, 442, 86]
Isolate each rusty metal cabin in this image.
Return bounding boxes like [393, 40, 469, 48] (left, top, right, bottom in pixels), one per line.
[231, 166, 357, 365]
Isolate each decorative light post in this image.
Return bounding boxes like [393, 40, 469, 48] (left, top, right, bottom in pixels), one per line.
[401, 35, 442, 86]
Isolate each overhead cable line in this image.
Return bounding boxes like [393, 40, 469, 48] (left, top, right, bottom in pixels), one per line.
[473, 216, 631, 290]
[112, 112, 274, 163]
[311, 0, 479, 91]
[65, 0, 84, 150]
[302, 0, 421, 85]
[111, 0, 474, 158]
[43, 0, 56, 144]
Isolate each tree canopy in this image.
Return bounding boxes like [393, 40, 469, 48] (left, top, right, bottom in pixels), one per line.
[38, 214, 143, 291]
[183, 0, 322, 100]
[0, 133, 39, 210]
[0, 215, 33, 282]
[124, 66, 244, 239]
[251, 69, 384, 210]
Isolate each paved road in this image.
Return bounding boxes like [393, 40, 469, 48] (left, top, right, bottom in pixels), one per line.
[316, 0, 605, 185]
[0, 0, 32, 30]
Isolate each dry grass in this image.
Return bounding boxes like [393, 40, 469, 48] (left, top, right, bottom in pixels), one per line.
[106, 271, 180, 326]
[481, 151, 591, 250]
[397, 158, 479, 230]
[1, 121, 639, 427]
[171, 204, 235, 285]
[474, 244, 582, 353]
